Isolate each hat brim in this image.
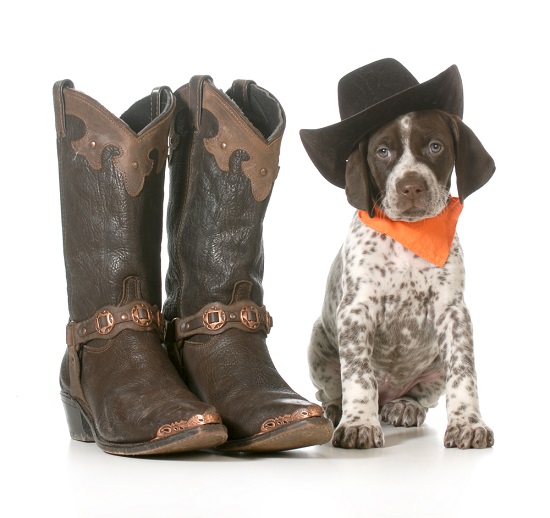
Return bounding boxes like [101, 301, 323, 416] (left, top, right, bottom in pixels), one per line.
[300, 65, 463, 189]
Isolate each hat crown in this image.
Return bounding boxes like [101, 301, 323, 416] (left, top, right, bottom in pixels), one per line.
[338, 58, 419, 120]
[299, 59, 464, 193]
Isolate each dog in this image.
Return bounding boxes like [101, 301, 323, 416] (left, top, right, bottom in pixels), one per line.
[308, 108, 495, 449]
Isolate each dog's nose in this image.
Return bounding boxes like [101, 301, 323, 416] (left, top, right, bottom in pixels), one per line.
[397, 174, 427, 199]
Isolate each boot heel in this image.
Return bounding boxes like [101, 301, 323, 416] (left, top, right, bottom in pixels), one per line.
[61, 394, 94, 442]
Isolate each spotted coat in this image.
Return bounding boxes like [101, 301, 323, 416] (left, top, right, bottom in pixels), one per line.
[308, 111, 494, 449]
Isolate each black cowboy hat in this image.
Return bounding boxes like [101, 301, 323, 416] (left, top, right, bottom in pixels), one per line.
[299, 58, 464, 189]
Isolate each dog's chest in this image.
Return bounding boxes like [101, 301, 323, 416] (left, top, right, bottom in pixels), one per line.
[343, 214, 461, 368]
[362, 241, 438, 346]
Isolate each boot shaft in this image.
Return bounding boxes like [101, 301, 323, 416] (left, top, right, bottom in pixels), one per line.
[164, 77, 285, 320]
[53, 81, 174, 321]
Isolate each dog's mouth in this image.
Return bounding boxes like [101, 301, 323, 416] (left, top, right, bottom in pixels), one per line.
[397, 206, 432, 222]
[382, 184, 449, 222]
[382, 199, 440, 222]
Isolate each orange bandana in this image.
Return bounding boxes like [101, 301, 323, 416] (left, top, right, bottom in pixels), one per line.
[358, 197, 463, 267]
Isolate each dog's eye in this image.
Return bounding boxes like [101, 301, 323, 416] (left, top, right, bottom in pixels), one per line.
[429, 142, 442, 154]
[377, 147, 390, 158]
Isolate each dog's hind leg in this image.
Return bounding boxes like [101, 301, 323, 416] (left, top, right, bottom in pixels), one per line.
[380, 397, 427, 427]
[380, 373, 445, 427]
[308, 318, 342, 426]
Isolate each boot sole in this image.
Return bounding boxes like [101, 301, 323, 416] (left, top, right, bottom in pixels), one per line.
[216, 416, 334, 453]
[61, 393, 228, 456]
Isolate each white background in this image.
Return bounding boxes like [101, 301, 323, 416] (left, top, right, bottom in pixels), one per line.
[2, 1, 548, 517]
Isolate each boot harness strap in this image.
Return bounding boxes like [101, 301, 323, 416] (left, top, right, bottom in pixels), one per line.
[66, 300, 165, 347]
[169, 300, 272, 342]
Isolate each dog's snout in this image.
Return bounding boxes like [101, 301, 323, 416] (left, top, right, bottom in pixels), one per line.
[397, 174, 427, 199]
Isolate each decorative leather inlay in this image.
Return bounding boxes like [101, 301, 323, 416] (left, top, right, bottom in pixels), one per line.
[66, 299, 164, 347]
[63, 88, 173, 197]
[258, 406, 324, 435]
[155, 413, 223, 439]
[202, 83, 282, 202]
[170, 300, 272, 342]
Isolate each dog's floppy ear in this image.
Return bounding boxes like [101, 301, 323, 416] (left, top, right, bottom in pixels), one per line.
[345, 141, 378, 215]
[450, 115, 496, 202]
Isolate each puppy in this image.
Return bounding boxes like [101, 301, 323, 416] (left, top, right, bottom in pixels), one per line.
[308, 109, 494, 449]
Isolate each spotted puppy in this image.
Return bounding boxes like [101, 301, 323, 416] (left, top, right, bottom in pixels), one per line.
[309, 109, 495, 449]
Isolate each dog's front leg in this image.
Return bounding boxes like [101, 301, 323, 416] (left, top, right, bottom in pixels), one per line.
[437, 302, 494, 449]
[333, 297, 384, 449]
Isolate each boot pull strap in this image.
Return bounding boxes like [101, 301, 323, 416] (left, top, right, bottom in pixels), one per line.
[228, 79, 257, 113]
[189, 75, 213, 131]
[150, 86, 173, 120]
[53, 79, 75, 138]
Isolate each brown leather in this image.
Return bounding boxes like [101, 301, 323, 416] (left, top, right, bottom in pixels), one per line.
[201, 81, 282, 201]
[62, 87, 172, 197]
[168, 299, 272, 341]
[164, 76, 333, 451]
[54, 80, 226, 455]
[66, 299, 164, 347]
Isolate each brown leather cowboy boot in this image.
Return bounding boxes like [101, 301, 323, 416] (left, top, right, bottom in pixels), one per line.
[163, 76, 333, 452]
[54, 80, 227, 456]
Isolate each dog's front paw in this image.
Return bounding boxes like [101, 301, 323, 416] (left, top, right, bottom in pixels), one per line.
[380, 398, 427, 427]
[332, 422, 384, 449]
[444, 422, 494, 449]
